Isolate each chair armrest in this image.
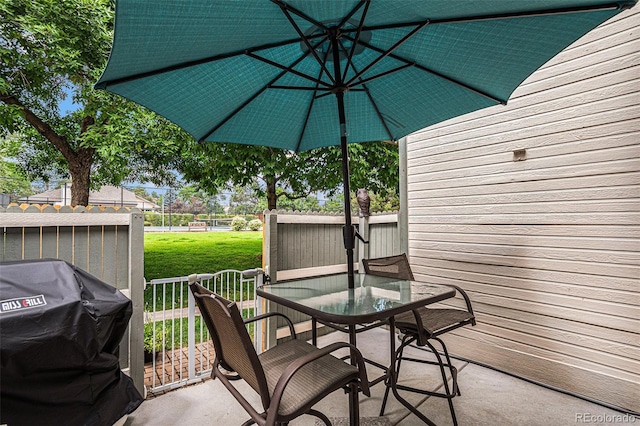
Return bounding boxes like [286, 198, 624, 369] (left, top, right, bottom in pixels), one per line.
[407, 284, 476, 345]
[446, 284, 475, 317]
[266, 342, 370, 424]
[244, 312, 297, 339]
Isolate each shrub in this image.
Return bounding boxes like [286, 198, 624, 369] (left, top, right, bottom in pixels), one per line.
[143, 213, 195, 227]
[231, 216, 247, 231]
[144, 321, 170, 353]
[248, 219, 262, 231]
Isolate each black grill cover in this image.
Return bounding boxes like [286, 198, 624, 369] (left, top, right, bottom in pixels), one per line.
[0, 259, 143, 426]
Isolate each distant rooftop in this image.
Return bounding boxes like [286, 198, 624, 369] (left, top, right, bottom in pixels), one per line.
[20, 183, 159, 211]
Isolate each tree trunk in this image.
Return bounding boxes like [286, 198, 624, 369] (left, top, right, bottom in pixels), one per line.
[266, 178, 278, 210]
[68, 150, 93, 206]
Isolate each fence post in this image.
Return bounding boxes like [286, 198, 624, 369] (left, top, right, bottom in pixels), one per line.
[128, 211, 145, 395]
[254, 273, 263, 353]
[263, 210, 278, 283]
[398, 137, 410, 258]
[187, 288, 195, 379]
[262, 210, 279, 350]
[358, 216, 370, 273]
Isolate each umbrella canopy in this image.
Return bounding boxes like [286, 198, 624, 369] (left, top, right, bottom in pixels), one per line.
[96, 0, 635, 287]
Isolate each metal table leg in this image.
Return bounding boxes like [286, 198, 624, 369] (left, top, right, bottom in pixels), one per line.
[348, 324, 360, 426]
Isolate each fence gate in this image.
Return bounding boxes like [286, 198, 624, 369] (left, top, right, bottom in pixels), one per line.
[144, 269, 262, 395]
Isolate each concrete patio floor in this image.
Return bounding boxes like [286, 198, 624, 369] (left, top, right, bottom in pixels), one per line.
[125, 328, 630, 426]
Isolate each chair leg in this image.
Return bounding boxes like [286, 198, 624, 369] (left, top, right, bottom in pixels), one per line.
[424, 339, 458, 426]
[388, 335, 461, 426]
[433, 336, 461, 396]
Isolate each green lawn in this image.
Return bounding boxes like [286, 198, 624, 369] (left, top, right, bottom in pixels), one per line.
[143, 231, 262, 350]
[144, 231, 263, 280]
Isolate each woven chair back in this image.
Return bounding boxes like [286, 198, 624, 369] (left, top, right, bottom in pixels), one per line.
[362, 253, 415, 281]
[190, 283, 269, 398]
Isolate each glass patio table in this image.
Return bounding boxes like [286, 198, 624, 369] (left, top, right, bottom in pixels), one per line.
[257, 273, 456, 426]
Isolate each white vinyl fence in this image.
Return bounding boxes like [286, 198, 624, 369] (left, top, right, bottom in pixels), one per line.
[144, 270, 262, 394]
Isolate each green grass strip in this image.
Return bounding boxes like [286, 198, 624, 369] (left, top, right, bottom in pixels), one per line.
[144, 231, 263, 280]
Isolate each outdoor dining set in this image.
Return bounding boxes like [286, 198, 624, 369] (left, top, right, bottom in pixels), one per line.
[188, 253, 476, 426]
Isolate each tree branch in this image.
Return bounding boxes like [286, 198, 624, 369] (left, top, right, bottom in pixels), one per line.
[277, 190, 313, 201]
[80, 115, 95, 133]
[1, 93, 76, 161]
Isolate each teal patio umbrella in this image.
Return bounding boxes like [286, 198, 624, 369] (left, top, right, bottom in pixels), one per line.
[96, 0, 635, 288]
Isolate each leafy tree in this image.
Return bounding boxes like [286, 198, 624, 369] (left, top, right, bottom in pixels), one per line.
[174, 184, 222, 215]
[275, 195, 322, 212]
[228, 183, 261, 216]
[0, 0, 186, 206]
[179, 141, 399, 211]
[0, 160, 32, 201]
[130, 186, 153, 201]
[321, 189, 399, 214]
[0, 136, 32, 200]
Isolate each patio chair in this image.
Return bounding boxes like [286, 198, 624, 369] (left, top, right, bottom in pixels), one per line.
[361, 253, 415, 281]
[363, 255, 476, 426]
[188, 276, 370, 426]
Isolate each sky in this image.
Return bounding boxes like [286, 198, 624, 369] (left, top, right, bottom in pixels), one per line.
[59, 96, 78, 115]
[59, 85, 80, 115]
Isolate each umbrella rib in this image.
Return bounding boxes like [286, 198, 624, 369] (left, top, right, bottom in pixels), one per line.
[343, 34, 505, 105]
[96, 36, 319, 89]
[351, 62, 415, 87]
[295, 94, 317, 152]
[342, 0, 371, 83]
[245, 51, 332, 88]
[340, 1, 630, 33]
[363, 87, 394, 141]
[294, 50, 331, 152]
[338, 0, 369, 29]
[335, 37, 396, 140]
[346, 58, 394, 141]
[198, 88, 265, 142]
[95, 1, 631, 90]
[425, 2, 630, 25]
[270, 86, 331, 91]
[314, 89, 365, 100]
[271, 0, 327, 31]
[273, 0, 335, 84]
[345, 19, 429, 87]
[198, 48, 316, 142]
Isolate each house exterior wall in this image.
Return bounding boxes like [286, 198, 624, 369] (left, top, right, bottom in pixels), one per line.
[405, 8, 639, 412]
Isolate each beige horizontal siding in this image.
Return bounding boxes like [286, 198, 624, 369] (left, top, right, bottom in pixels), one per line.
[406, 8, 639, 412]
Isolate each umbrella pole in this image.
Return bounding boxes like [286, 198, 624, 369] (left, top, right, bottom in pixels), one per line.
[336, 91, 356, 289]
[328, 26, 355, 289]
